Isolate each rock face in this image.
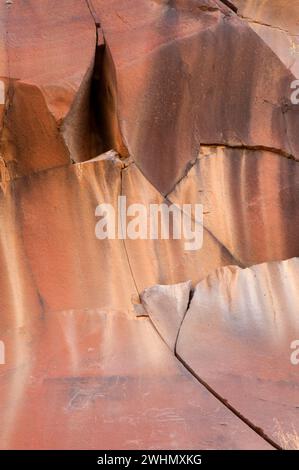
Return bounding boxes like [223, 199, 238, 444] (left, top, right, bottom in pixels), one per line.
[141, 258, 299, 449]
[0, 0, 96, 177]
[91, 0, 299, 194]
[0, 0, 299, 450]
[169, 146, 299, 265]
[141, 280, 192, 351]
[234, 0, 299, 76]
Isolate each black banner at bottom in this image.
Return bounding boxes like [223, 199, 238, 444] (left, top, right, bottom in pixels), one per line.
[0, 450, 298, 466]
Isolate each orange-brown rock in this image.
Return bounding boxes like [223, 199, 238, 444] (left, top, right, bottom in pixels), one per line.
[0, 306, 274, 449]
[234, 0, 299, 75]
[141, 257, 299, 449]
[0, 0, 96, 178]
[122, 162, 236, 292]
[0, 0, 299, 451]
[91, 0, 299, 194]
[169, 146, 299, 266]
[176, 258, 299, 448]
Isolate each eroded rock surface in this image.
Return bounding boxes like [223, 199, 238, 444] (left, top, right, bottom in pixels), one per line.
[169, 146, 299, 266]
[234, 0, 299, 76]
[141, 280, 192, 351]
[0, 0, 99, 178]
[0, 0, 298, 450]
[91, 0, 299, 194]
[141, 258, 299, 449]
[0, 308, 272, 450]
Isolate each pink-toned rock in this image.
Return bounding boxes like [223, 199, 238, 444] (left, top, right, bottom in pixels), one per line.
[141, 280, 192, 351]
[234, 0, 299, 77]
[0, 0, 96, 177]
[169, 146, 299, 266]
[122, 161, 237, 292]
[176, 258, 299, 448]
[13, 153, 137, 314]
[92, 0, 299, 194]
[0, 308, 272, 449]
[0, 0, 299, 451]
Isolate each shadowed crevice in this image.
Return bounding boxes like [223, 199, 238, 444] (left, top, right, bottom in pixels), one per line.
[219, 0, 238, 13]
[62, 3, 129, 163]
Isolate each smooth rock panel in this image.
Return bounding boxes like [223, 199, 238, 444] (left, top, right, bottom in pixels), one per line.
[169, 146, 299, 266]
[177, 258, 299, 448]
[0, 308, 273, 449]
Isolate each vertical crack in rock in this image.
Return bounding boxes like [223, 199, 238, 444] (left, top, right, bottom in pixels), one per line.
[0, 0, 104, 175]
[141, 280, 192, 351]
[140, 276, 282, 449]
[219, 0, 238, 13]
[119, 161, 141, 301]
[61, 31, 104, 163]
[85, 0, 101, 29]
[94, 43, 129, 159]
[175, 258, 299, 448]
[0, 79, 13, 183]
[77, 0, 129, 163]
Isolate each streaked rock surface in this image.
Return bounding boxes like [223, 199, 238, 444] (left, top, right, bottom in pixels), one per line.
[76, 0, 299, 193]
[141, 258, 299, 448]
[0, 0, 299, 450]
[0, 308, 272, 450]
[0, 0, 98, 177]
[122, 162, 236, 292]
[234, 0, 299, 76]
[169, 146, 299, 266]
[141, 281, 192, 351]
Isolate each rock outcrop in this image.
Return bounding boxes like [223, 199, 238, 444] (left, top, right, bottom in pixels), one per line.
[0, 0, 298, 450]
[141, 258, 299, 448]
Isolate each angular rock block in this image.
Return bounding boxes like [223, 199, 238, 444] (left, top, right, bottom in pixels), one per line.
[234, 0, 299, 76]
[169, 147, 299, 266]
[141, 258, 299, 448]
[92, 0, 299, 194]
[122, 162, 236, 292]
[0, 0, 96, 177]
[141, 280, 192, 351]
[11, 154, 138, 314]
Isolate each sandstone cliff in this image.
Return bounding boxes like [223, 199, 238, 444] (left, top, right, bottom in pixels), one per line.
[0, 0, 298, 450]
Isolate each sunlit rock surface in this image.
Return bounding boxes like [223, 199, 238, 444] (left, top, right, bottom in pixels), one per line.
[169, 146, 299, 265]
[234, 0, 299, 77]
[141, 258, 299, 449]
[0, 0, 298, 450]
